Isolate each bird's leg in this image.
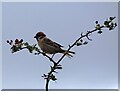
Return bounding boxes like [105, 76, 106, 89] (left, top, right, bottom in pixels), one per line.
[51, 54, 55, 59]
[42, 52, 46, 56]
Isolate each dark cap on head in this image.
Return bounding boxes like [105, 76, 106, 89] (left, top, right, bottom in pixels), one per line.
[34, 32, 46, 38]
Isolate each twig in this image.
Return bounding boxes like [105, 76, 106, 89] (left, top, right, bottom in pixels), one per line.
[45, 26, 105, 91]
[7, 17, 117, 91]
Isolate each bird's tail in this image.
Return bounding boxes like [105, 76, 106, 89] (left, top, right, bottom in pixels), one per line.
[62, 50, 75, 58]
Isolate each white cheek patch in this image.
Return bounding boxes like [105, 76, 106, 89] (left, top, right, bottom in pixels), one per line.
[38, 37, 41, 41]
[38, 36, 43, 41]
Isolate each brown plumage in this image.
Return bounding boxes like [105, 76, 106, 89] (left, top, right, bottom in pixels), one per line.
[34, 32, 75, 57]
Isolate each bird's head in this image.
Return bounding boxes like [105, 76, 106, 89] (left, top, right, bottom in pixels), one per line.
[34, 32, 46, 41]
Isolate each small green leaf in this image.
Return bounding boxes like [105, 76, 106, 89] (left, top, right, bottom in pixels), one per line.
[76, 42, 82, 46]
[27, 46, 34, 53]
[97, 30, 102, 34]
[24, 42, 29, 46]
[80, 39, 83, 42]
[109, 27, 113, 31]
[83, 41, 88, 45]
[96, 24, 101, 30]
[11, 45, 19, 53]
[52, 77, 57, 81]
[104, 21, 109, 26]
[110, 22, 114, 27]
[115, 23, 117, 27]
[109, 17, 115, 21]
[51, 74, 57, 81]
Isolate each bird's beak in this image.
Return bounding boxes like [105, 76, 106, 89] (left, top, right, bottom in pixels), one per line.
[34, 36, 36, 38]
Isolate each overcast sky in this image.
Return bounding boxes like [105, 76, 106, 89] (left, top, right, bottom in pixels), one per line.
[2, 2, 118, 89]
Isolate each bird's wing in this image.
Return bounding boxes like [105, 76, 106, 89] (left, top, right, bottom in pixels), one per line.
[44, 38, 63, 48]
[53, 42, 64, 47]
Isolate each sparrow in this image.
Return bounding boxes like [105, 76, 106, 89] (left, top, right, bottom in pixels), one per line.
[34, 32, 75, 57]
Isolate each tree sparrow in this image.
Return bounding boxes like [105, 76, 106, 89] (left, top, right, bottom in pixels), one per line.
[34, 32, 75, 57]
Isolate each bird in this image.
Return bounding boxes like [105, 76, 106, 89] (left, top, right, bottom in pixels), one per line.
[34, 32, 75, 57]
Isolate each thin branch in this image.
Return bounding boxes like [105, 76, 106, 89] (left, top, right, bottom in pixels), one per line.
[44, 17, 117, 90]
[35, 50, 56, 65]
[7, 16, 117, 91]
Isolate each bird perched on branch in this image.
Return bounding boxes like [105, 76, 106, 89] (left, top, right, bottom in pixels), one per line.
[34, 32, 75, 57]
